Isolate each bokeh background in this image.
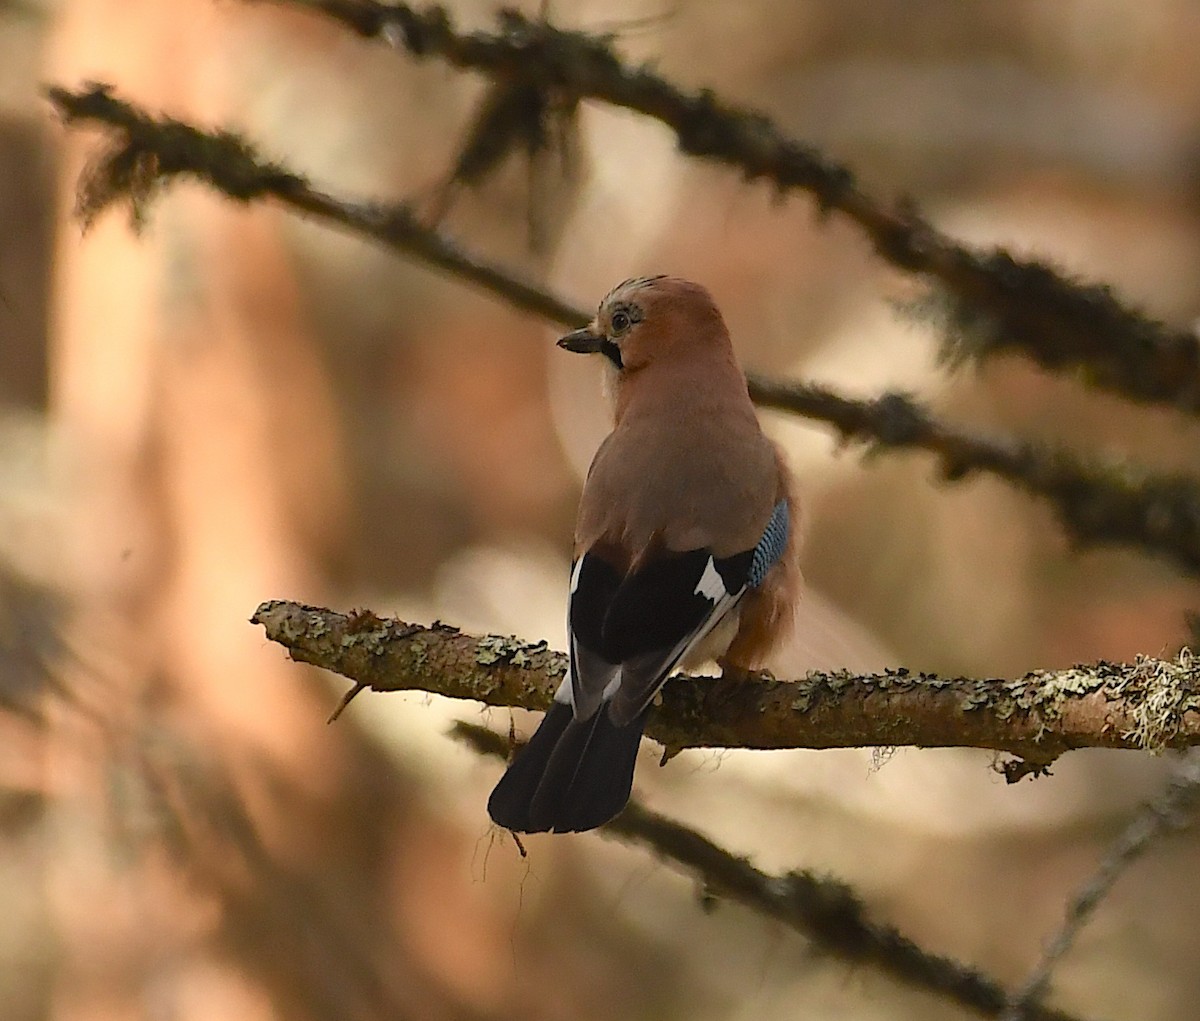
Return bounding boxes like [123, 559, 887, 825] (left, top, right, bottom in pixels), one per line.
[4, 0, 1200, 1018]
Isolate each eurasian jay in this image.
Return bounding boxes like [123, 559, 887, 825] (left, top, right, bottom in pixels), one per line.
[487, 276, 799, 833]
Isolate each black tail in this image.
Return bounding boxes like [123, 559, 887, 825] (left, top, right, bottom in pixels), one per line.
[487, 701, 647, 833]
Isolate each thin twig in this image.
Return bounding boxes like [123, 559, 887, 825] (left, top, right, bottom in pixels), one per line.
[454, 721, 1088, 1021]
[1002, 756, 1200, 1020]
[251, 600, 1200, 763]
[253, 0, 1200, 412]
[45, 83, 1200, 577]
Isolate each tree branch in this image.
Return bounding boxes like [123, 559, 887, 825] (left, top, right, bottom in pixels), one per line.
[455, 721, 1088, 1021]
[752, 379, 1200, 573]
[1003, 756, 1200, 1020]
[251, 600, 1200, 764]
[46, 82, 1200, 577]
[252, 0, 1200, 413]
[53, 19, 1196, 1020]
[45, 82, 587, 328]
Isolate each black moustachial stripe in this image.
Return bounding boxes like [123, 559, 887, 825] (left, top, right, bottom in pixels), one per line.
[599, 338, 623, 369]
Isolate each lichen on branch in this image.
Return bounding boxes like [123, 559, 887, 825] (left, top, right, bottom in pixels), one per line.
[251, 600, 1200, 764]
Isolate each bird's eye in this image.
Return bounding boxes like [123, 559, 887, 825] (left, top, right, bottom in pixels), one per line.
[610, 309, 632, 335]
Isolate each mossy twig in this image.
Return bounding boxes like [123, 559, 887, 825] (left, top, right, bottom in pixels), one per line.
[47, 83, 1200, 578]
[257, 0, 1200, 412]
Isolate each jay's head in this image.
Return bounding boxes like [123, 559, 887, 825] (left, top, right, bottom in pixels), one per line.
[557, 276, 731, 377]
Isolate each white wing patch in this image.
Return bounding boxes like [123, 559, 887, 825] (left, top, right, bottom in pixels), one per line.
[693, 557, 727, 602]
[569, 558, 585, 594]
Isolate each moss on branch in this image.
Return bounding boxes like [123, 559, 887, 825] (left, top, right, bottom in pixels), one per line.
[251, 600, 1200, 765]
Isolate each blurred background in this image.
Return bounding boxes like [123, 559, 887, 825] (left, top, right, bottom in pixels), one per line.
[4, 0, 1200, 1018]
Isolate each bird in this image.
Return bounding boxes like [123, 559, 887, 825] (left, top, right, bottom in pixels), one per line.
[487, 275, 800, 833]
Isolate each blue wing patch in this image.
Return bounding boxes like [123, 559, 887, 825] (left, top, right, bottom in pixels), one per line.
[748, 499, 789, 589]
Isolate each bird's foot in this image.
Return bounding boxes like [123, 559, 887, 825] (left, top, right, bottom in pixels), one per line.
[700, 659, 765, 721]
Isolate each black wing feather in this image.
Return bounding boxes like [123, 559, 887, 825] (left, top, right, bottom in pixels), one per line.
[487, 501, 790, 833]
[568, 545, 756, 727]
[600, 549, 722, 662]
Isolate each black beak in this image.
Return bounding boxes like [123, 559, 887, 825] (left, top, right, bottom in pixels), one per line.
[556, 328, 603, 354]
[557, 327, 624, 368]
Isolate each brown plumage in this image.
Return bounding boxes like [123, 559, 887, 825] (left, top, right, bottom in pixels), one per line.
[487, 276, 800, 833]
[573, 276, 800, 671]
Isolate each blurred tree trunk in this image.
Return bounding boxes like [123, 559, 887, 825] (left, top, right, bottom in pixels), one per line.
[43, 4, 492, 1019]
